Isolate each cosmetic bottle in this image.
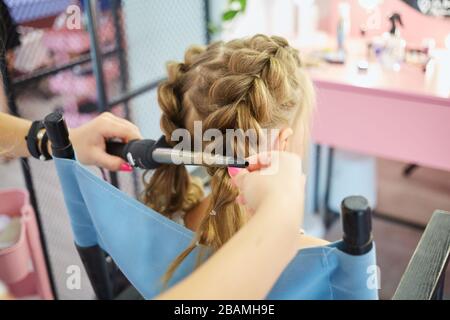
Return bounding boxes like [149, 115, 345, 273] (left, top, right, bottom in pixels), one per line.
[337, 2, 351, 54]
[0, 281, 13, 300]
[0, 215, 21, 250]
[323, 2, 350, 64]
[381, 13, 406, 71]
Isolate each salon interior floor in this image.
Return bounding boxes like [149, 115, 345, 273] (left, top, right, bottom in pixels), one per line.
[325, 159, 450, 300]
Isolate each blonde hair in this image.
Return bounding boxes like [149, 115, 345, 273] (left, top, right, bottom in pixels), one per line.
[143, 35, 315, 283]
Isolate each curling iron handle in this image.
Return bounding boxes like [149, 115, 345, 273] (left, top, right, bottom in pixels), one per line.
[105, 139, 161, 169]
[105, 138, 247, 169]
[105, 141, 127, 160]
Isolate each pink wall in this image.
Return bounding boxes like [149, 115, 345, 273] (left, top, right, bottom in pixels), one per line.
[318, 0, 450, 48]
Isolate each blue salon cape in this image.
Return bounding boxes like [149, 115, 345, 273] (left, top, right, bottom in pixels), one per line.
[53, 157, 378, 300]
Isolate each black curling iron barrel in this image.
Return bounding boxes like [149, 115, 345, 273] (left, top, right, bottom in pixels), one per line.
[106, 137, 249, 169]
[340, 195, 373, 255]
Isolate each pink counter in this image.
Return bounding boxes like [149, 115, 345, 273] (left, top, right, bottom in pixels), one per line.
[309, 55, 450, 172]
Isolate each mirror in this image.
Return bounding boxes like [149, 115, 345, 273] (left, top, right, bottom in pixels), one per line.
[401, 0, 450, 17]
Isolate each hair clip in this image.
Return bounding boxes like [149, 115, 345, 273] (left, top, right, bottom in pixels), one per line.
[210, 209, 217, 216]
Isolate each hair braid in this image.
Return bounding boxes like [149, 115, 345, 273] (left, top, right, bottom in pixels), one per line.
[143, 35, 315, 285]
[143, 48, 205, 217]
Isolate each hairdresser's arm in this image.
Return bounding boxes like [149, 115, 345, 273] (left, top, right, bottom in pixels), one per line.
[0, 112, 142, 170]
[0, 112, 31, 158]
[157, 152, 304, 300]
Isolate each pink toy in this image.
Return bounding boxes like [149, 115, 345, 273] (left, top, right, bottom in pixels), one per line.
[0, 189, 53, 300]
[43, 18, 115, 55]
[48, 58, 120, 99]
[43, 30, 91, 55]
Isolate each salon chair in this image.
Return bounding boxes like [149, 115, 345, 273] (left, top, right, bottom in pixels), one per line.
[393, 209, 450, 300]
[44, 113, 449, 300]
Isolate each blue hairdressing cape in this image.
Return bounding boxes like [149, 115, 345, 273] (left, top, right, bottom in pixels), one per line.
[53, 157, 378, 300]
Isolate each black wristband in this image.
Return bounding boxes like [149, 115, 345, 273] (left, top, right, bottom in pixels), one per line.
[25, 121, 45, 160]
[40, 131, 52, 161]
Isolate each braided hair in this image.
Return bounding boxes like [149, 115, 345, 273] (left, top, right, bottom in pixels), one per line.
[143, 35, 315, 284]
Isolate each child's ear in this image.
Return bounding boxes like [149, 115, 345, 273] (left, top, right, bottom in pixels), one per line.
[273, 127, 293, 151]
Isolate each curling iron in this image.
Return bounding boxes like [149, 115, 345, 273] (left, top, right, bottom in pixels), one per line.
[105, 137, 248, 170]
[44, 111, 247, 170]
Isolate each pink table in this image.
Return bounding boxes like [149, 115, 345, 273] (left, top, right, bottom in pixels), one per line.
[309, 53, 450, 172]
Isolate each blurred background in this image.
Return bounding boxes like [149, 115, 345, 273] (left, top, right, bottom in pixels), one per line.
[0, 0, 449, 299]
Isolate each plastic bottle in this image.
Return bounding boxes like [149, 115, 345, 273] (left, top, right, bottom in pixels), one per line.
[0, 281, 13, 300]
[0, 215, 21, 250]
[381, 13, 406, 71]
[337, 2, 351, 54]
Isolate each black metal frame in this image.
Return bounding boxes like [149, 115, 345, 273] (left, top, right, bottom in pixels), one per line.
[203, 0, 211, 44]
[3, 0, 212, 299]
[12, 47, 118, 88]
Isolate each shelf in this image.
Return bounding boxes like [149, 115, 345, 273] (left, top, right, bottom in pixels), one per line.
[12, 47, 118, 88]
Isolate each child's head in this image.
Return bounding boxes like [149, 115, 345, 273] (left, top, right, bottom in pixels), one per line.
[143, 34, 315, 281]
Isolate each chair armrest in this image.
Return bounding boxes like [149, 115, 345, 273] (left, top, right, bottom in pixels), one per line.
[393, 210, 450, 300]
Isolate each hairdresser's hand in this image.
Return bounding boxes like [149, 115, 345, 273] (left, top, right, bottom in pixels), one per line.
[69, 112, 142, 171]
[229, 151, 305, 218]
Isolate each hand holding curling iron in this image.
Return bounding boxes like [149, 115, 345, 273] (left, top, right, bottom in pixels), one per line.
[70, 112, 142, 171]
